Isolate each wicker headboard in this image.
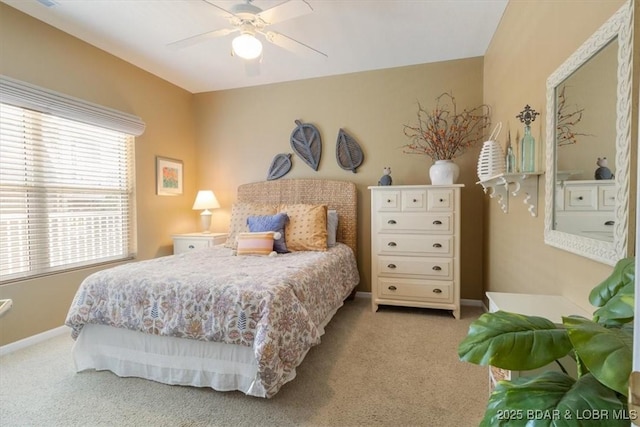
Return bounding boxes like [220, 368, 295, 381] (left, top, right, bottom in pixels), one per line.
[237, 179, 357, 256]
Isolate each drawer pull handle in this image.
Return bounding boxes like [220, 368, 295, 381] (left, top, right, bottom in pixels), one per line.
[413, 198, 418, 202]
[433, 243, 442, 248]
[433, 288, 442, 294]
[388, 242, 397, 247]
[433, 220, 442, 225]
[577, 196, 584, 200]
[388, 219, 397, 225]
[387, 264, 397, 269]
[388, 285, 397, 291]
[439, 198, 444, 202]
[432, 266, 442, 271]
[604, 220, 615, 226]
[387, 199, 392, 203]
[188, 245, 195, 249]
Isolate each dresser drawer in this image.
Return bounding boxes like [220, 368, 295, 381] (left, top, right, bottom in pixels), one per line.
[401, 189, 428, 211]
[599, 186, 616, 210]
[377, 256, 452, 279]
[564, 186, 597, 210]
[554, 212, 615, 241]
[174, 238, 211, 253]
[427, 189, 454, 211]
[377, 213, 452, 233]
[376, 190, 401, 211]
[377, 234, 453, 256]
[173, 233, 228, 254]
[378, 277, 453, 302]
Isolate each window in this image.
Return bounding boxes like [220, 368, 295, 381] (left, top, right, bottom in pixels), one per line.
[0, 76, 144, 283]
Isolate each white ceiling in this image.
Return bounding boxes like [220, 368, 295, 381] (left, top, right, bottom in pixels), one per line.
[2, 0, 508, 93]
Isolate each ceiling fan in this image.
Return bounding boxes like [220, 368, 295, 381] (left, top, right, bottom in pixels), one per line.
[167, 0, 327, 64]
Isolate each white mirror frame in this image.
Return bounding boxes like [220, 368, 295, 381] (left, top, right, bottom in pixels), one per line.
[544, 1, 634, 266]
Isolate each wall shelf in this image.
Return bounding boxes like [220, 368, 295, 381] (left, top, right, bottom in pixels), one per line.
[477, 172, 543, 216]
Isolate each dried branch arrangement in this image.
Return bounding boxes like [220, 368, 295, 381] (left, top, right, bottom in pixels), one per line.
[403, 92, 491, 160]
[556, 85, 589, 147]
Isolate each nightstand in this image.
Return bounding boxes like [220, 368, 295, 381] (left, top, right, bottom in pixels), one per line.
[172, 232, 228, 254]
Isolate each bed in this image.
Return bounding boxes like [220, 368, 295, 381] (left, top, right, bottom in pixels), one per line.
[65, 179, 359, 398]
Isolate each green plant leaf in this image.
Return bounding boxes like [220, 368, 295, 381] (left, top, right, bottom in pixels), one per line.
[589, 257, 634, 307]
[481, 372, 628, 427]
[458, 311, 572, 370]
[593, 290, 634, 325]
[564, 316, 633, 396]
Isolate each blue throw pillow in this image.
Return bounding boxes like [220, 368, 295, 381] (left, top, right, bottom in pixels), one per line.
[247, 213, 289, 253]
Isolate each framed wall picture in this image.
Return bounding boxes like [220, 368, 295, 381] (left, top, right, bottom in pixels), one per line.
[156, 156, 183, 196]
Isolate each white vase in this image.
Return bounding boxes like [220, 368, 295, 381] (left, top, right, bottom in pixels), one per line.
[429, 159, 460, 185]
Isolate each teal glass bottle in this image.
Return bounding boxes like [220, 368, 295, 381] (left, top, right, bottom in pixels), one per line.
[520, 124, 535, 172]
[516, 105, 539, 173]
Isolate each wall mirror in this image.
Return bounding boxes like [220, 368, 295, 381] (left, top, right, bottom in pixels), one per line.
[544, 1, 634, 265]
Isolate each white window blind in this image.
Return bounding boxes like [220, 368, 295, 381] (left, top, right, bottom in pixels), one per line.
[0, 76, 144, 283]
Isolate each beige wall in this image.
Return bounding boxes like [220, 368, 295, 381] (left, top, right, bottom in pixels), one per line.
[482, 0, 628, 313]
[192, 59, 486, 299]
[0, 4, 200, 345]
[1, 0, 634, 346]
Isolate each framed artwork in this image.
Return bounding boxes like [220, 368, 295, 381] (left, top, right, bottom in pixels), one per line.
[156, 156, 183, 196]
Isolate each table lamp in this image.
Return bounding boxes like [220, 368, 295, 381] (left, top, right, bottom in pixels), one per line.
[192, 190, 220, 233]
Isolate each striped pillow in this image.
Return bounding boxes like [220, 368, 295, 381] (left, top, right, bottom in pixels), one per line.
[236, 231, 275, 256]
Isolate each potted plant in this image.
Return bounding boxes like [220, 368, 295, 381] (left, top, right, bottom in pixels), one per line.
[403, 92, 491, 185]
[458, 258, 634, 426]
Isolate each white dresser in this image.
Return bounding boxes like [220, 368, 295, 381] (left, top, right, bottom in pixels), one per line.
[369, 185, 463, 319]
[554, 180, 615, 241]
[172, 232, 228, 254]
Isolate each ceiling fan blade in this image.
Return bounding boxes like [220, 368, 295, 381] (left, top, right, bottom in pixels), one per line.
[167, 28, 237, 50]
[201, 0, 236, 19]
[257, 0, 313, 25]
[263, 31, 327, 60]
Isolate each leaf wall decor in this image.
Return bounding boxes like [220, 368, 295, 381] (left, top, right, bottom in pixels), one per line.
[335, 128, 364, 173]
[290, 119, 322, 171]
[266, 153, 292, 181]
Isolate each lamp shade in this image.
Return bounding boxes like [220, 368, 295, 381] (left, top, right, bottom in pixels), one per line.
[192, 190, 220, 210]
[232, 34, 263, 60]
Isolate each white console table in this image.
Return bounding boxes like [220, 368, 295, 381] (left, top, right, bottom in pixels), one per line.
[486, 292, 591, 323]
[485, 292, 592, 390]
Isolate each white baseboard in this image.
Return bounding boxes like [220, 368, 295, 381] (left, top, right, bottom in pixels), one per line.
[0, 325, 69, 357]
[357, 292, 486, 311]
[461, 298, 483, 307]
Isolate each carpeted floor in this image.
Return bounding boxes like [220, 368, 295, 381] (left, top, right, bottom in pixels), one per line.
[0, 296, 489, 427]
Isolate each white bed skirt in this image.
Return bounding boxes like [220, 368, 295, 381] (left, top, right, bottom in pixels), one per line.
[72, 303, 342, 397]
[72, 324, 276, 397]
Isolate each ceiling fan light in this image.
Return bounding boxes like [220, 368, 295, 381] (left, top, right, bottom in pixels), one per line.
[232, 34, 263, 60]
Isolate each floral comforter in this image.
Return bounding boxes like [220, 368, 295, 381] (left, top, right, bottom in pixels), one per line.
[65, 243, 359, 397]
